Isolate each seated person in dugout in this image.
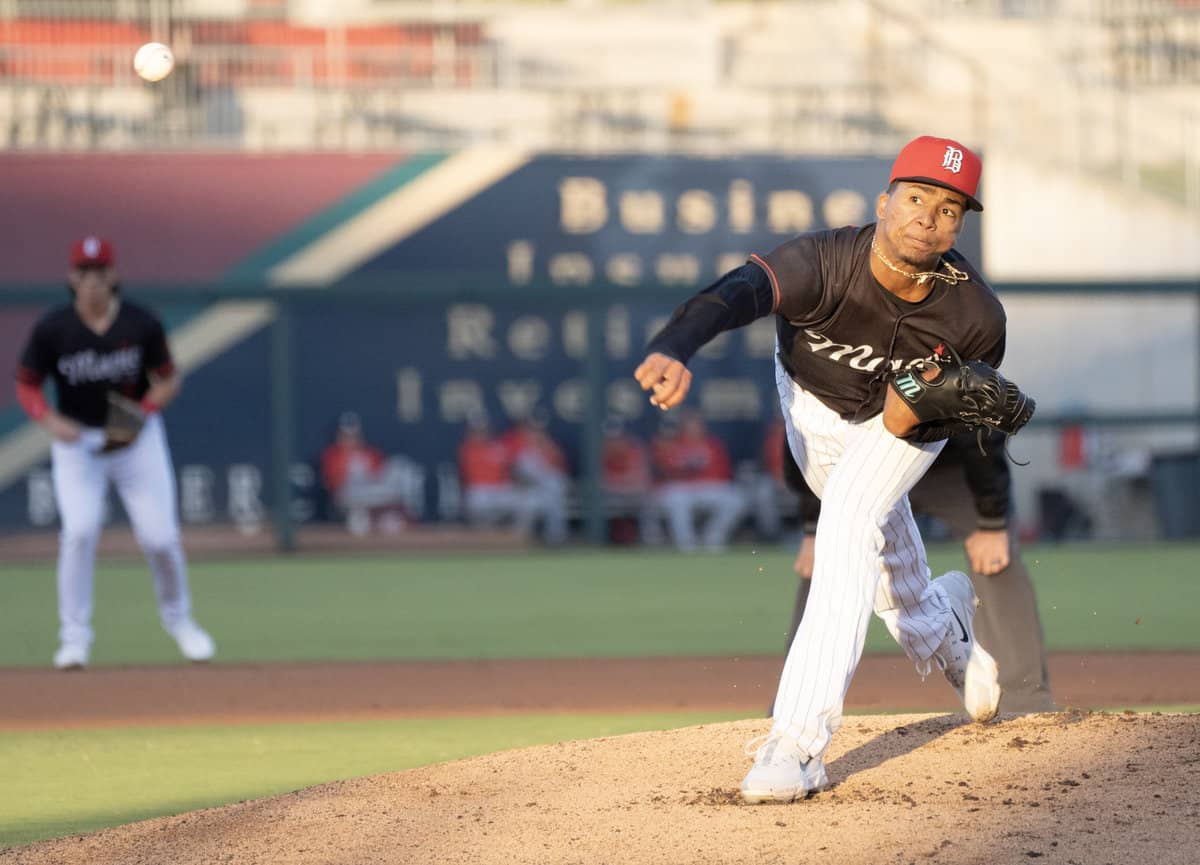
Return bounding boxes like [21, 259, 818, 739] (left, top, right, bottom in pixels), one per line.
[320, 411, 421, 536]
[749, 414, 793, 542]
[600, 416, 658, 545]
[501, 410, 569, 546]
[457, 411, 567, 545]
[650, 409, 747, 553]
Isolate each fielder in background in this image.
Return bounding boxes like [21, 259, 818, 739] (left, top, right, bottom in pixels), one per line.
[635, 135, 1034, 802]
[785, 430, 1055, 714]
[14, 237, 216, 670]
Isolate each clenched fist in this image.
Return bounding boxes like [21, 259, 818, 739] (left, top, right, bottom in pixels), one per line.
[634, 352, 692, 411]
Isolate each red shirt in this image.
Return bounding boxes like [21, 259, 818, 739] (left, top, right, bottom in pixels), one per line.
[652, 434, 732, 483]
[502, 427, 567, 473]
[603, 435, 650, 491]
[321, 443, 384, 494]
[458, 435, 513, 486]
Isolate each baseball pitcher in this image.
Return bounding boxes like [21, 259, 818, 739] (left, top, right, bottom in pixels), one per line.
[635, 136, 1034, 802]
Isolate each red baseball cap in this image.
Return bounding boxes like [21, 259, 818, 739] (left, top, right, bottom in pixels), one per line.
[70, 236, 115, 268]
[889, 136, 983, 212]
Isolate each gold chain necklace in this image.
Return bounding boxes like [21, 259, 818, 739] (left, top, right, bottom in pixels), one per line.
[871, 240, 969, 286]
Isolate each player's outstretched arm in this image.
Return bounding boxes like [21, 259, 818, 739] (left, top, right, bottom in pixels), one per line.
[634, 352, 692, 411]
[636, 263, 776, 411]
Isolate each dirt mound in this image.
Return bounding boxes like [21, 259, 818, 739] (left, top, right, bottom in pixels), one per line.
[7, 712, 1199, 865]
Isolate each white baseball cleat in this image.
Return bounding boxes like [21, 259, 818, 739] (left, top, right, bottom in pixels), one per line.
[53, 642, 89, 671]
[932, 570, 1002, 723]
[168, 621, 216, 663]
[740, 732, 830, 804]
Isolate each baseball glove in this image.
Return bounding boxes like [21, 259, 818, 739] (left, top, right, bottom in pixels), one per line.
[101, 392, 146, 452]
[888, 344, 1035, 441]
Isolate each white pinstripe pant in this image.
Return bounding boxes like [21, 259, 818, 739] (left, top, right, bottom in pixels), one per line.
[771, 359, 957, 759]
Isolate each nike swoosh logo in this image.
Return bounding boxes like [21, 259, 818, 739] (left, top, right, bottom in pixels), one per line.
[951, 609, 969, 643]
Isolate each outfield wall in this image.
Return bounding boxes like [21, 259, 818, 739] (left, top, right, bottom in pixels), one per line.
[1, 151, 1195, 544]
[1, 285, 1197, 545]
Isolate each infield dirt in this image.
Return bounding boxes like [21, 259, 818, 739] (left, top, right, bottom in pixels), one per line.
[5, 710, 1198, 865]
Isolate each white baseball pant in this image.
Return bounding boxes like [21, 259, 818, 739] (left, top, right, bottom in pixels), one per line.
[463, 483, 566, 544]
[655, 481, 746, 552]
[50, 414, 195, 649]
[771, 358, 960, 759]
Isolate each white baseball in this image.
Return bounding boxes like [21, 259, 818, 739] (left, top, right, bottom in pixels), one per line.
[133, 42, 175, 82]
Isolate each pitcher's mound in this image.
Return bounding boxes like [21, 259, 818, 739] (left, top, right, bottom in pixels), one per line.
[8, 711, 1199, 865]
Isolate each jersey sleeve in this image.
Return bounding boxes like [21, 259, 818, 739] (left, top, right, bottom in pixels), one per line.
[947, 253, 1007, 370]
[950, 431, 1011, 529]
[644, 263, 776, 363]
[753, 232, 829, 324]
[970, 300, 1006, 369]
[16, 319, 54, 384]
[143, 315, 175, 376]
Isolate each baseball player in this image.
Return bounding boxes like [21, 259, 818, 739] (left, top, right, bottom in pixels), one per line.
[14, 237, 216, 670]
[458, 412, 567, 545]
[785, 430, 1055, 714]
[650, 409, 746, 553]
[600, 418, 658, 545]
[634, 136, 1034, 802]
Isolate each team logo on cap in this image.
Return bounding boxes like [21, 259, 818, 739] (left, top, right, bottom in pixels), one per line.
[941, 146, 964, 174]
[83, 236, 101, 257]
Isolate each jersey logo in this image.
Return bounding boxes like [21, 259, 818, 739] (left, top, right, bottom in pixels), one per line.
[941, 146, 964, 174]
[803, 330, 939, 374]
[57, 347, 142, 386]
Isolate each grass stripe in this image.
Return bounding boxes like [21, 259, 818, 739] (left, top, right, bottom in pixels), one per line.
[0, 710, 742, 850]
[3, 543, 1199, 668]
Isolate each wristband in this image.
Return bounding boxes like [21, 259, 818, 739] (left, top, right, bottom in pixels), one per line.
[975, 516, 1007, 531]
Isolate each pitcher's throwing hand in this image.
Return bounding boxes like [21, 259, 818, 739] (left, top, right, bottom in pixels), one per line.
[634, 352, 692, 411]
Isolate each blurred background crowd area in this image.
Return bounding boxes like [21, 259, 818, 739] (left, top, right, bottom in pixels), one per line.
[0, 0, 1196, 196]
[0, 0, 1197, 552]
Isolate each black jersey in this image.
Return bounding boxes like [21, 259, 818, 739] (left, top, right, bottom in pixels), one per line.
[17, 300, 174, 428]
[754, 224, 1006, 421]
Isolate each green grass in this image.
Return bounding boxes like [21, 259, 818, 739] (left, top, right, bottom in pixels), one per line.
[0, 710, 743, 850]
[3, 542, 1199, 667]
[1018, 543, 1200, 652]
[3, 542, 1198, 851]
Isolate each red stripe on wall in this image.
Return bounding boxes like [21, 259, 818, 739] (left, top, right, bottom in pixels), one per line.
[0, 153, 401, 283]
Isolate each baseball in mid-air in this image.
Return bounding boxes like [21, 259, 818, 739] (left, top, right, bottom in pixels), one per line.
[133, 42, 175, 82]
